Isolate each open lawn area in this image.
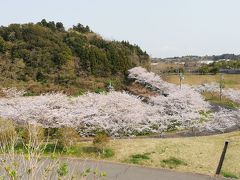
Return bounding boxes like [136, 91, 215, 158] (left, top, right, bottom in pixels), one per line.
[161, 74, 240, 89]
[56, 131, 240, 179]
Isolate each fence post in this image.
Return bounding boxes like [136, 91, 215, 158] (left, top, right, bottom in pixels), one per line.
[215, 141, 229, 175]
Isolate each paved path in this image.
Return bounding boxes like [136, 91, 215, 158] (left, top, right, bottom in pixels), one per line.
[64, 159, 227, 180]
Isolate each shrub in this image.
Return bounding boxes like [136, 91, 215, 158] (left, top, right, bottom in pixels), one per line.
[21, 123, 45, 147]
[44, 128, 58, 139]
[93, 133, 109, 152]
[95, 88, 105, 94]
[101, 148, 114, 158]
[0, 140, 104, 179]
[0, 119, 17, 146]
[57, 163, 69, 177]
[55, 127, 80, 149]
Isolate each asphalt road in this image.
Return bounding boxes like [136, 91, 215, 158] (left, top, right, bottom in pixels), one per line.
[0, 156, 227, 179]
[64, 159, 227, 180]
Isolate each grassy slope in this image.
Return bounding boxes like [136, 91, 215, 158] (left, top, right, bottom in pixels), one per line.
[61, 131, 240, 178]
[0, 75, 125, 96]
[202, 91, 240, 109]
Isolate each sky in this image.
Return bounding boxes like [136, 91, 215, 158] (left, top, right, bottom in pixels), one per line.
[1, 0, 240, 58]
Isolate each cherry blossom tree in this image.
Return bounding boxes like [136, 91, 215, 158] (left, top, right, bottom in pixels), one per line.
[222, 89, 240, 104]
[193, 83, 219, 94]
[128, 67, 176, 94]
[0, 89, 210, 136]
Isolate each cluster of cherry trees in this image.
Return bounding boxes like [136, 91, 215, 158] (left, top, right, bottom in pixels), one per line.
[128, 67, 240, 133]
[0, 92, 165, 136]
[0, 90, 209, 136]
[198, 108, 240, 133]
[223, 89, 240, 104]
[194, 84, 240, 133]
[150, 87, 210, 129]
[128, 67, 176, 94]
[193, 83, 219, 94]
[0, 67, 239, 136]
[129, 67, 209, 124]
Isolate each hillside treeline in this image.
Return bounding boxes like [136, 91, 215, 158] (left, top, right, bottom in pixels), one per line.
[199, 60, 240, 74]
[0, 19, 150, 94]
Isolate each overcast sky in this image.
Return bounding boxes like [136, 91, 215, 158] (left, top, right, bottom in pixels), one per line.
[1, 0, 240, 58]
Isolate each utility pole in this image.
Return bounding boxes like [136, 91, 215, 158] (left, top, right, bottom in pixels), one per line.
[176, 60, 184, 89]
[219, 74, 224, 101]
[179, 72, 184, 89]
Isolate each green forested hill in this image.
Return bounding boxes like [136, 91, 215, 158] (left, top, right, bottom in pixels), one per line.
[0, 19, 150, 94]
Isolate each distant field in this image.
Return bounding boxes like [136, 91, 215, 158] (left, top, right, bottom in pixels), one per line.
[160, 74, 240, 89]
[151, 62, 185, 72]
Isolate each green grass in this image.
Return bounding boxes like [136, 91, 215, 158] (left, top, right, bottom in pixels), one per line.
[14, 143, 114, 159]
[221, 171, 239, 179]
[128, 153, 151, 164]
[55, 146, 114, 158]
[101, 148, 115, 158]
[161, 157, 187, 169]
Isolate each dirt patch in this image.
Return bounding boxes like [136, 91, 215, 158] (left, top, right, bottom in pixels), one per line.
[125, 82, 158, 99]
